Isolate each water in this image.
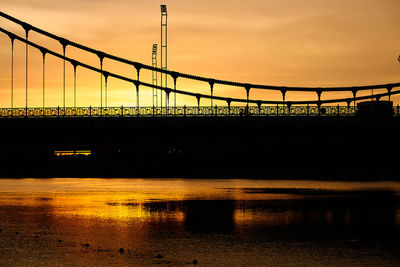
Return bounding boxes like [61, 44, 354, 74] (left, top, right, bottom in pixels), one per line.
[0, 178, 399, 266]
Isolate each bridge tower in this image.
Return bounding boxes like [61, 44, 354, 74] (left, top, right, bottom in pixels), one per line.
[161, 5, 168, 110]
[152, 44, 158, 108]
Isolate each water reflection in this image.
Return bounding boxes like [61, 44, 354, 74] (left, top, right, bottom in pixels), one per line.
[105, 190, 398, 240]
[0, 179, 400, 266]
[184, 200, 235, 233]
[235, 190, 399, 241]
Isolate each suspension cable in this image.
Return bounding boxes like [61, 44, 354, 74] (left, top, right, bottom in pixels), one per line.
[1, 26, 399, 106]
[0, 11, 399, 93]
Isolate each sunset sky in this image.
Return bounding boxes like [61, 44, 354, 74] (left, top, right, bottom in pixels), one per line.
[0, 0, 399, 107]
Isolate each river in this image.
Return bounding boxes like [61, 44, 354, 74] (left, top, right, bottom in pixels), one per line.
[0, 178, 399, 266]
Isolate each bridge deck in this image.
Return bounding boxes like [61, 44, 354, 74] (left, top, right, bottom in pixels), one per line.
[0, 116, 398, 179]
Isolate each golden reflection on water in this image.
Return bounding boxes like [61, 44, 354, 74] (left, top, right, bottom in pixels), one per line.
[1, 179, 400, 266]
[0, 193, 186, 222]
[0, 178, 400, 225]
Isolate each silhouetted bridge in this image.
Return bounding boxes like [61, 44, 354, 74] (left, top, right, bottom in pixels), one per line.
[0, 11, 400, 179]
[0, 11, 400, 118]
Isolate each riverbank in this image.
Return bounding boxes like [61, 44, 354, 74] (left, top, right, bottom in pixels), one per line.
[0, 116, 398, 179]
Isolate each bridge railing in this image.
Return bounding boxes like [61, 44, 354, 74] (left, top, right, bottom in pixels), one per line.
[0, 105, 390, 117]
[1, 105, 399, 118]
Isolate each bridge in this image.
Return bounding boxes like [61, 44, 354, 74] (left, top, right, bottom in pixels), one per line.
[0, 11, 400, 180]
[0, 11, 399, 118]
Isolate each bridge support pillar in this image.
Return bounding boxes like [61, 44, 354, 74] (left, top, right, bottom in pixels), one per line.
[40, 48, 47, 117]
[209, 80, 215, 115]
[8, 34, 15, 112]
[351, 89, 357, 109]
[257, 101, 262, 116]
[170, 72, 179, 116]
[96, 52, 105, 116]
[245, 85, 251, 113]
[196, 95, 201, 116]
[22, 24, 31, 118]
[134, 81, 140, 117]
[165, 89, 171, 115]
[227, 99, 232, 116]
[287, 102, 292, 116]
[387, 86, 392, 101]
[346, 100, 351, 115]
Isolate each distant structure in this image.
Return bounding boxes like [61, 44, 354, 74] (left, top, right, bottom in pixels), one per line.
[152, 44, 158, 108]
[161, 5, 168, 108]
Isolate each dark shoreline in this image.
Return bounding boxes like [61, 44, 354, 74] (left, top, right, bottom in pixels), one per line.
[0, 116, 398, 180]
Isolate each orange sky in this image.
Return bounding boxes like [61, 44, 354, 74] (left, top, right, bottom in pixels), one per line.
[0, 0, 399, 107]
